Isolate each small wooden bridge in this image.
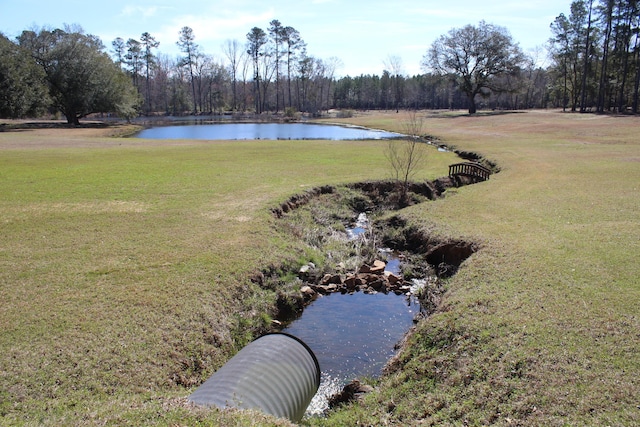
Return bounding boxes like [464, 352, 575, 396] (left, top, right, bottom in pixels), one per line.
[448, 162, 491, 182]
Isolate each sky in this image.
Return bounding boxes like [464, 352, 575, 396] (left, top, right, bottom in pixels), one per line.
[1, 0, 572, 77]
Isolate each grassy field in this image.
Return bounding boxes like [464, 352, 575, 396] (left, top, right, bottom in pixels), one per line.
[1, 111, 639, 426]
[0, 121, 455, 426]
[317, 111, 640, 426]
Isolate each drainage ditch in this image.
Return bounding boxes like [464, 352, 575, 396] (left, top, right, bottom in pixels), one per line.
[263, 177, 484, 417]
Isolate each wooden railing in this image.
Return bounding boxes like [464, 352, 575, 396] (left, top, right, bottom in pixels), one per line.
[448, 162, 491, 181]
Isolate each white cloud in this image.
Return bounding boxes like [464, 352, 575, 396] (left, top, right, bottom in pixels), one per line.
[150, 7, 277, 57]
[120, 5, 160, 19]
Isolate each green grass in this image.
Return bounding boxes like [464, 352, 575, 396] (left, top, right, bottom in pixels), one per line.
[312, 111, 640, 426]
[0, 127, 455, 425]
[1, 111, 639, 426]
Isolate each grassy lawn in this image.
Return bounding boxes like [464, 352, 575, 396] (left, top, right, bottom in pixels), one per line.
[1, 111, 639, 426]
[0, 123, 454, 425]
[317, 111, 640, 426]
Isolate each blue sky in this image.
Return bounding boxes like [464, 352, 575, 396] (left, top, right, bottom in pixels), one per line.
[1, 0, 570, 76]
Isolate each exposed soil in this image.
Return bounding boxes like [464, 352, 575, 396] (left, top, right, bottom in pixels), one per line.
[266, 174, 488, 324]
[265, 159, 495, 410]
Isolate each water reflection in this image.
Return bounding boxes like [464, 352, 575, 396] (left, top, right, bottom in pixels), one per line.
[346, 212, 370, 239]
[135, 123, 402, 140]
[384, 256, 401, 275]
[283, 291, 418, 416]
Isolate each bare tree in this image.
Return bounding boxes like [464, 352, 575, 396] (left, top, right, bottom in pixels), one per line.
[239, 51, 251, 111]
[385, 111, 427, 205]
[223, 39, 241, 111]
[153, 53, 173, 113]
[322, 56, 343, 111]
[384, 54, 405, 110]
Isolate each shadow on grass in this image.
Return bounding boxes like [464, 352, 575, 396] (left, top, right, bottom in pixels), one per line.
[425, 110, 527, 119]
[0, 121, 111, 131]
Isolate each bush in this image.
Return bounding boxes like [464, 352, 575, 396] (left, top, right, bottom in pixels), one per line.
[336, 109, 354, 118]
[284, 107, 299, 119]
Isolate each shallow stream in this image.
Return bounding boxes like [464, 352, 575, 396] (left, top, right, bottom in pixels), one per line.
[279, 213, 421, 416]
[283, 291, 419, 416]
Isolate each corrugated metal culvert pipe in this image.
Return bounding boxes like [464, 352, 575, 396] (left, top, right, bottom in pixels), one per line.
[188, 332, 320, 422]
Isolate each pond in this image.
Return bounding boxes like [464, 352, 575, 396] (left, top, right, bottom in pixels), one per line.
[135, 123, 402, 140]
[283, 291, 419, 416]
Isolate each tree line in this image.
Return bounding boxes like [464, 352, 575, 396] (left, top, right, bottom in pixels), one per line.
[108, 20, 342, 118]
[549, 0, 640, 113]
[1, 1, 639, 123]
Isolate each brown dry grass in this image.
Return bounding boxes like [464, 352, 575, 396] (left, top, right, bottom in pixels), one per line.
[1, 111, 638, 426]
[315, 110, 640, 426]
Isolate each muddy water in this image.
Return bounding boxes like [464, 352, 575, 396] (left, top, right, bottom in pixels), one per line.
[283, 291, 419, 416]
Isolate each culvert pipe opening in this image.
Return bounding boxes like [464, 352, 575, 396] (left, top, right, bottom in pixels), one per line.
[188, 332, 320, 422]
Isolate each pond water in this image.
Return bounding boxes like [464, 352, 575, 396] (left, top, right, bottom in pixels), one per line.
[135, 123, 402, 140]
[283, 291, 419, 416]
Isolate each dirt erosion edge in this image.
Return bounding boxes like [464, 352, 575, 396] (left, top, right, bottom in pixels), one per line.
[239, 149, 498, 410]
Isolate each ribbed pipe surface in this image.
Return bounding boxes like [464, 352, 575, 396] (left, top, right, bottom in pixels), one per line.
[188, 333, 320, 422]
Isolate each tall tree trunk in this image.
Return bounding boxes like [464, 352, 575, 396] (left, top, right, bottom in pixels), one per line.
[189, 65, 197, 114]
[597, 0, 614, 113]
[287, 55, 293, 109]
[617, 6, 634, 113]
[251, 64, 259, 113]
[633, 36, 640, 114]
[467, 93, 477, 114]
[580, 0, 593, 113]
[563, 55, 568, 112]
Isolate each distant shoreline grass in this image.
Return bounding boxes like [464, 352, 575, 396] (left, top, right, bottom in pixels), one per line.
[1, 110, 639, 426]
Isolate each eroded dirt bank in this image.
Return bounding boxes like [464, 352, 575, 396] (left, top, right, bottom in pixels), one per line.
[262, 175, 488, 410]
[267, 179, 481, 321]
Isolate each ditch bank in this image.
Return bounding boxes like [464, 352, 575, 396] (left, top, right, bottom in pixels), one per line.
[258, 168, 492, 412]
[271, 173, 487, 219]
[266, 182, 481, 322]
[182, 145, 498, 416]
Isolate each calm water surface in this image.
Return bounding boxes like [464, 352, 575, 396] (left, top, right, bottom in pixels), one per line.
[284, 292, 416, 378]
[283, 291, 418, 416]
[135, 123, 401, 140]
